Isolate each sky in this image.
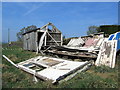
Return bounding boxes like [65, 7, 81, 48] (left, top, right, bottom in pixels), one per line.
[2, 2, 118, 43]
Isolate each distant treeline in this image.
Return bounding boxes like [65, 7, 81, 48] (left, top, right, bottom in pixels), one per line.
[87, 25, 120, 36]
[99, 25, 120, 36]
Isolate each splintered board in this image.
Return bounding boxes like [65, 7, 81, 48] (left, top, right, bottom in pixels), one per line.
[95, 40, 117, 68]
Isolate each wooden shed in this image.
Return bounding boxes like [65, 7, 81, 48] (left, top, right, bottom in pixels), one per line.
[22, 22, 63, 52]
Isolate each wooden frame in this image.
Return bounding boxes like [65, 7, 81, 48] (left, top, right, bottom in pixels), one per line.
[3, 55, 92, 84]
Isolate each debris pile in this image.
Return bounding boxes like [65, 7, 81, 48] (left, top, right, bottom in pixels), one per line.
[44, 32, 119, 68]
[3, 22, 120, 84]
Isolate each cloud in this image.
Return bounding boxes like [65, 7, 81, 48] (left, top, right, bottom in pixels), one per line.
[23, 3, 46, 16]
[23, 5, 40, 16]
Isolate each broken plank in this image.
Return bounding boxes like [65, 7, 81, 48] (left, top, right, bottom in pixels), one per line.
[45, 51, 97, 59]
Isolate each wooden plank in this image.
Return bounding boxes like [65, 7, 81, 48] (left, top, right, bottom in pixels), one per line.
[18, 65, 51, 82]
[32, 62, 49, 68]
[59, 63, 92, 84]
[47, 31, 59, 46]
[35, 32, 38, 52]
[38, 30, 47, 51]
[35, 72, 53, 81]
[51, 46, 91, 52]
[46, 50, 97, 59]
[95, 40, 117, 68]
[54, 61, 91, 83]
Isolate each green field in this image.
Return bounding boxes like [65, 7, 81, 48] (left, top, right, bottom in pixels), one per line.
[2, 43, 119, 88]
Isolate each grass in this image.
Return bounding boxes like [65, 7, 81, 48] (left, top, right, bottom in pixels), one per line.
[2, 43, 119, 88]
[57, 72, 118, 88]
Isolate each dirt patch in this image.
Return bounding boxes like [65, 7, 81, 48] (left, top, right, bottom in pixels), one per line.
[87, 69, 117, 80]
[96, 72, 117, 79]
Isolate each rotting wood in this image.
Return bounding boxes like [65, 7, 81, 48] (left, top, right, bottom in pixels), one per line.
[45, 50, 97, 59]
[95, 40, 117, 68]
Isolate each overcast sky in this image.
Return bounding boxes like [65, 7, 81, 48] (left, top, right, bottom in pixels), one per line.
[2, 2, 118, 42]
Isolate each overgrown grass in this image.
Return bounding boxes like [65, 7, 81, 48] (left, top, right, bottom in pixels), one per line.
[2, 44, 119, 88]
[58, 72, 118, 88]
[92, 65, 117, 73]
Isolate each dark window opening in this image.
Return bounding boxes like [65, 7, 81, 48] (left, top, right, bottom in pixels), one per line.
[37, 32, 44, 46]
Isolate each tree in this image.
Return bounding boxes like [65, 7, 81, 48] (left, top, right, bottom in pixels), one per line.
[25, 25, 37, 32]
[16, 27, 25, 41]
[99, 25, 120, 36]
[16, 25, 37, 41]
[87, 25, 120, 36]
[87, 26, 100, 35]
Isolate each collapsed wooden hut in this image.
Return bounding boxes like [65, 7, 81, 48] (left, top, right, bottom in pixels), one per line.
[22, 22, 63, 52]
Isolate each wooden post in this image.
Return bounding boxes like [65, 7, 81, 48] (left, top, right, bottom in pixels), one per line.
[44, 33, 47, 46]
[2, 55, 18, 68]
[47, 32, 59, 46]
[38, 30, 47, 51]
[36, 32, 38, 54]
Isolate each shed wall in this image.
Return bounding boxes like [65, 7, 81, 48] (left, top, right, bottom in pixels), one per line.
[23, 31, 37, 51]
[23, 30, 62, 51]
